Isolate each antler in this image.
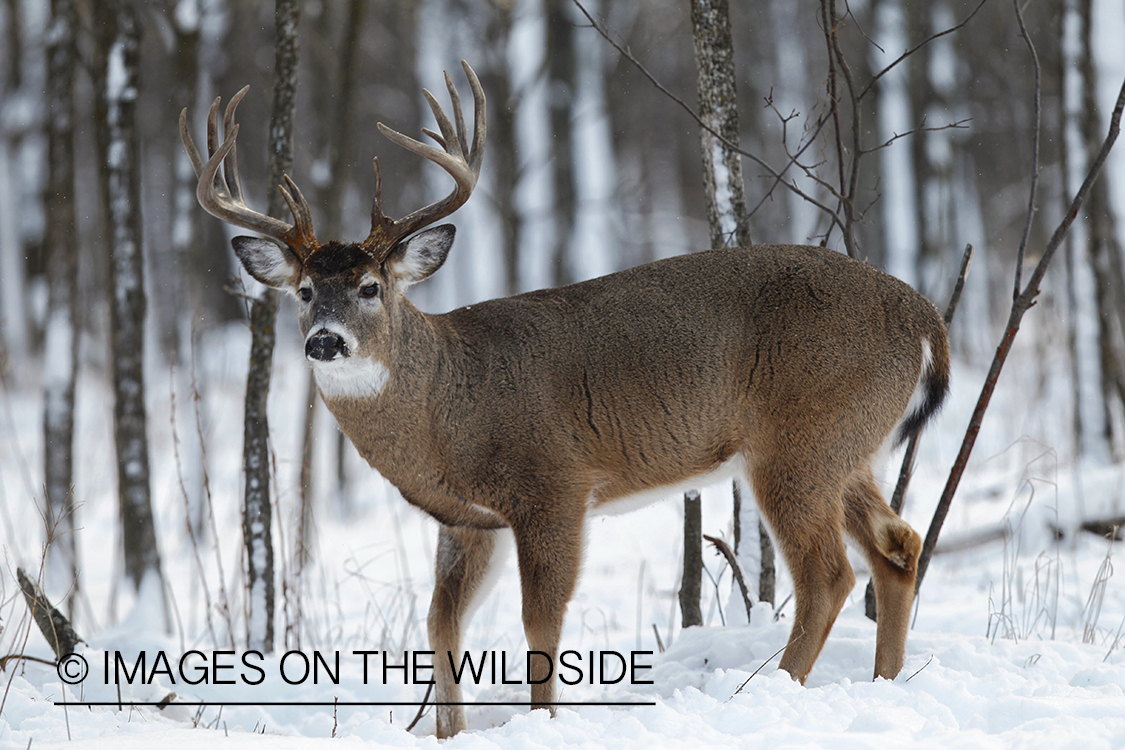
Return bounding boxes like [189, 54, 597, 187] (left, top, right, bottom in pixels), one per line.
[363, 60, 486, 262]
[179, 87, 320, 259]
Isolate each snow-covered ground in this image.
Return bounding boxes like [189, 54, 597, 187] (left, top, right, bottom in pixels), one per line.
[2, 322, 1124, 749]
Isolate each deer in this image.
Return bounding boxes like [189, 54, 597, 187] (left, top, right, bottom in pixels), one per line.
[181, 61, 949, 738]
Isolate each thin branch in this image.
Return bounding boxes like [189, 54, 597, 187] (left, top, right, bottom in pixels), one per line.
[405, 682, 434, 732]
[820, 0, 850, 252]
[703, 534, 753, 620]
[859, 0, 992, 102]
[1012, 0, 1041, 299]
[0, 653, 59, 671]
[862, 118, 972, 156]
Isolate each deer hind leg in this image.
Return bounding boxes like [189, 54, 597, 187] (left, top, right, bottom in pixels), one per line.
[429, 524, 510, 738]
[842, 467, 921, 680]
[513, 509, 585, 714]
[750, 459, 855, 684]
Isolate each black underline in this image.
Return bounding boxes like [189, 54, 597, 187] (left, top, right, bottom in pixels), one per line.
[54, 701, 657, 707]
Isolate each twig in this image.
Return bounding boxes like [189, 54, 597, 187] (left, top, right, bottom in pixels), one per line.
[858, 0, 992, 101]
[169, 368, 219, 648]
[1011, 0, 1041, 299]
[916, 73, 1125, 593]
[730, 641, 792, 697]
[862, 119, 972, 156]
[703, 534, 753, 621]
[0, 653, 58, 671]
[405, 682, 433, 732]
[905, 655, 934, 681]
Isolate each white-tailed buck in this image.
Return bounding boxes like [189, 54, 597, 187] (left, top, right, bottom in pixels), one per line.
[182, 62, 949, 737]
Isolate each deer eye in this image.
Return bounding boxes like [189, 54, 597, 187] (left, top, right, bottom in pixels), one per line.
[298, 287, 312, 302]
[360, 283, 379, 299]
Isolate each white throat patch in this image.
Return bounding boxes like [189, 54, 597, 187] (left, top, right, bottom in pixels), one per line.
[312, 357, 390, 400]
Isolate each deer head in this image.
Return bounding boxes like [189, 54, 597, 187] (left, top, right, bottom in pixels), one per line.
[179, 62, 485, 396]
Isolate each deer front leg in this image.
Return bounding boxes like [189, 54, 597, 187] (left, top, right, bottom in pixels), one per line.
[513, 510, 585, 713]
[429, 525, 509, 738]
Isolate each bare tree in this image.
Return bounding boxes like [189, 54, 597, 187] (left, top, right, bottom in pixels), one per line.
[687, 0, 775, 616]
[94, 0, 165, 610]
[42, 0, 80, 612]
[240, 0, 301, 654]
[546, 0, 578, 286]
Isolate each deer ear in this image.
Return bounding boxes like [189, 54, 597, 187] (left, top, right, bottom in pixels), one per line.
[387, 225, 455, 286]
[232, 236, 300, 289]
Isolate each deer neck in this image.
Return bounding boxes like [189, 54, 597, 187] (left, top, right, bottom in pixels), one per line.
[315, 300, 449, 489]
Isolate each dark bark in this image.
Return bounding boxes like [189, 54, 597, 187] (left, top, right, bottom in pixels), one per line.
[691, 0, 750, 250]
[242, 0, 300, 654]
[690, 0, 774, 607]
[17, 567, 83, 659]
[42, 0, 80, 613]
[476, 5, 520, 295]
[166, 1, 202, 362]
[95, 0, 164, 599]
[546, 0, 576, 286]
[679, 489, 703, 628]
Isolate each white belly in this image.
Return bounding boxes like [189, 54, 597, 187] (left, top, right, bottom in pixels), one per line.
[587, 455, 747, 517]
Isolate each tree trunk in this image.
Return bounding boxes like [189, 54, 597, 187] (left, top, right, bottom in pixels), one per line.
[168, 0, 202, 363]
[679, 489, 703, 628]
[689, 0, 774, 614]
[477, 4, 520, 295]
[42, 0, 80, 614]
[243, 0, 301, 654]
[546, 0, 576, 286]
[95, 0, 165, 608]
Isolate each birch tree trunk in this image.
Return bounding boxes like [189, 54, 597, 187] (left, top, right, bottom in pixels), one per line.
[243, 0, 300, 653]
[42, 0, 80, 613]
[688, 0, 775, 618]
[95, 0, 166, 609]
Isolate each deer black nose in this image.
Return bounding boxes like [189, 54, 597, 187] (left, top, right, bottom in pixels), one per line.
[306, 330, 348, 361]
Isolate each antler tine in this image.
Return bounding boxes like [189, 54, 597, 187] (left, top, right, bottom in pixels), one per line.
[444, 69, 468, 157]
[179, 107, 205, 177]
[182, 87, 318, 256]
[421, 86, 465, 161]
[462, 60, 487, 175]
[370, 157, 392, 230]
[363, 61, 486, 259]
[221, 86, 250, 204]
[280, 175, 317, 248]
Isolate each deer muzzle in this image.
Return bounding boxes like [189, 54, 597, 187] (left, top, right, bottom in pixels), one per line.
[305, 329, 349, 362]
